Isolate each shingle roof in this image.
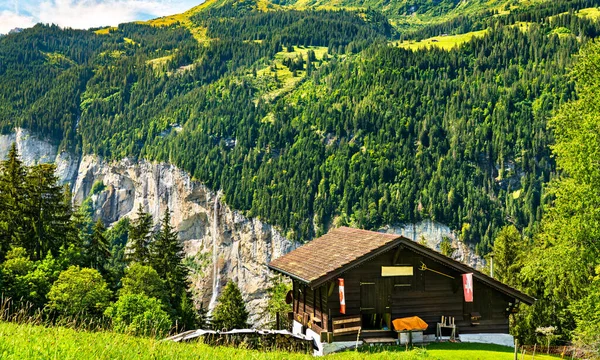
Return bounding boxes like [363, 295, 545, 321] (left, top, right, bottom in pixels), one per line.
[268, 226, 402, 285]
[267, 226, 535, 305]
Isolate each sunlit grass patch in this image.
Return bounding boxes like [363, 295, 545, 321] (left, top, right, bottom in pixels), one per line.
[255, 46, 330, 101]
[94, 27, 117, 35]
[577, 7, 600, 20]
[147, 55, 175, 69]
[394, 29, 489, 51]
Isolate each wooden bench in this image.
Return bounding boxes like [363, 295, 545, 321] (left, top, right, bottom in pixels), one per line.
[332, 315, 362, 341]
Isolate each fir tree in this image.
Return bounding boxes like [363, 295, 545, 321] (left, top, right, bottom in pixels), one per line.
[126, 204, 152, 264]
[212, 281, 249, 331]
[149, 208, 189, 316]
[24, 163, 73, 260]
[0, 143, 27, 260]
[87, 219, 110, 272]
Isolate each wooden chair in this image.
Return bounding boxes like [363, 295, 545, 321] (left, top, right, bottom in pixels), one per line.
[332, 315, 362, 342]
[436, 316, 456, 341]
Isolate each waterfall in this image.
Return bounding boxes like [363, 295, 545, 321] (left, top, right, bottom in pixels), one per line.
[208, 191, 222, 315]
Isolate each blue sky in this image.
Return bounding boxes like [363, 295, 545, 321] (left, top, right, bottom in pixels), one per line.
[0, 0, 204, 34]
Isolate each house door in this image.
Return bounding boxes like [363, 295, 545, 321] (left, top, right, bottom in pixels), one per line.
[360, 279, 393, 314]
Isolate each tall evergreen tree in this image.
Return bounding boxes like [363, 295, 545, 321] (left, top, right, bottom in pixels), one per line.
[87, 219, 110, 272]
[126, 204, 152, 264]
[150, 209, 188, 297]
[0, 143, 27, 260]
[212, 281, 249, 331]
[24, 164, 73, 260]
[492, 225, 523, 288]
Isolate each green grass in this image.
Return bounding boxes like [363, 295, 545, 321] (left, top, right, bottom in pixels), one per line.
[393, 29, 489, 51]
[0, 322, 564, 359]
[576, 7, 600, 20]
[255, 45, 330, 101]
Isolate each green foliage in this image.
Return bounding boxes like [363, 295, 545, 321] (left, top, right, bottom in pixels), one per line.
[0, 145, 75, 261]
[104, 217, 130, 290]
[439, 237, 454, 257]
[87, 219, 110, 272]
[90, 180, 106, 195]
[105, 293, 172, 338]
[194, 8, 394, 51]
[149, 208, 194, 329]
[569, 266, 600, 354]
[0, 247, 35, 301]
[264, 276, 292, 329]
[47, 266, 112, 318]
[516, 41, 600, 344]
[1, 2, 594, 252]
[491, 225, 523, 288]
[119, 263, 169, 307]
[126, 205, 152, 265]
[212, 281, 249, 331]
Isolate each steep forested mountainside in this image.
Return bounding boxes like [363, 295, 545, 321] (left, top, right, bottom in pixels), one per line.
[1, 0, 600, 252]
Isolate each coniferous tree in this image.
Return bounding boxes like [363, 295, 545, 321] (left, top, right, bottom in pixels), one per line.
[212, 281, 249, 331]
[0, 143, 27, 260]
[87, 219, 110, 272]
[126, 204, 152, 264]
[24, 164, 73, 260]
[149, 207, 191, 326]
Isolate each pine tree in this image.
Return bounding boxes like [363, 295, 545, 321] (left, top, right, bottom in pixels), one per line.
[212, 281, 249, 331]
[87, 219, 110, 272]
[0, 143, 27, 259]
[24, 163, 73, 260]
[126, 204, 152, 264]
[149, 208, 189, 308]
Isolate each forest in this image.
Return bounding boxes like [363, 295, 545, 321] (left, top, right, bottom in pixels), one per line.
[1, 0, 600, 352]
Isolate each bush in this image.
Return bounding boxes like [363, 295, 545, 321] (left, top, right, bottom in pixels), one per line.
[119, 263, 168, 306]
[47, 266, 112, 318]
[105, 293, 172, 338]
[0, 248, 62, 308]
[90, 180, 105, 195]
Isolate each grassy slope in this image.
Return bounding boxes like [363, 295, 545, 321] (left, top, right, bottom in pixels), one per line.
[393, 29, 489, 50]
[256, 46, 330, 101]
[0, 322, 561, 360]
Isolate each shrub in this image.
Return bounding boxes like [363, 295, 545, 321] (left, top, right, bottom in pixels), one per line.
[90, 180, 105, 195]
[105, 293, 172, 338]
[119, 263, 168, 304]
[47, 266, 112, 318]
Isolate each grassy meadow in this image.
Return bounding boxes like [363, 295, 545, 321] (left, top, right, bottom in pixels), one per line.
[393, 30, 489, 51]
[0, 322, 563, 360]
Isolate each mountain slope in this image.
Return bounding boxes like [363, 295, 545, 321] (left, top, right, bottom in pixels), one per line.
[1, 0, 599, 252]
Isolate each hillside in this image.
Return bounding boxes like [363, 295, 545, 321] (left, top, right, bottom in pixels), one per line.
[1, 0, 600, 251]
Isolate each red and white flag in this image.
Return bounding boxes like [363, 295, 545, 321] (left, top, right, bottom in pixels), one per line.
[338, 278, 346, 314]
[462, 273, 474, 302]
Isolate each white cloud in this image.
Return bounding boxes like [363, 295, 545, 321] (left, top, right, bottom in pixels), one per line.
[1, 0, 202, 33]
[0, 10, 36, 34]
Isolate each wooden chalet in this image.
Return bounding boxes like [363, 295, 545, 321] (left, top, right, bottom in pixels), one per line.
[268, 227, 534, 344]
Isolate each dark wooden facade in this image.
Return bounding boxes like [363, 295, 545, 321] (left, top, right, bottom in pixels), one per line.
[269, 227, 534, 342]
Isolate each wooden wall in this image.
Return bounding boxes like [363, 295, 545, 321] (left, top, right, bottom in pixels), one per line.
[292, 280, 329, 333]
[312, 246, 515, 335]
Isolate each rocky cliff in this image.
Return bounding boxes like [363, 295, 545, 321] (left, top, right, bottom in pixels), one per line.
[0, 128, 485, 326]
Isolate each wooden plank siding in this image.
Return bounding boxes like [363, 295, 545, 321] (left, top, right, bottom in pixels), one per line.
[316, 246, 513, 335]
[292, 280, 330, 332]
